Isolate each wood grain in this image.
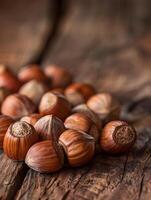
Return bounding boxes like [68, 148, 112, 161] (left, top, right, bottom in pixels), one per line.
[15, 121, 151, 200]
[0, 154, 27, 200]
[43, 0, 151, 100]
[0, 0, 52, 71]
[16, 0, 151, 199]
[0, 0, 57, 199]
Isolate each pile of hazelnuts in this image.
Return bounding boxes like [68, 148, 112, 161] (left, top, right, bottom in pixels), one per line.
[0, 64, 137, 173]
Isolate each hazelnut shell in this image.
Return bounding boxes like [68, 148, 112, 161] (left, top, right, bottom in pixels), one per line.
[20, 113, 43, 126]
[1, 94, 36, 119]
[0, 115, 14, 148]
[18, 64, 47, 83]
[100, 121, 137, 154]
[44, 65, 72, 88]
[87, 93, 121, 123]
[34, 115, 65, 141]
[64, 113, 99, 142]
[65, 83, 96, 106]
[25, 140, 64, 173]
[59, 129, 95, 167]
[39, 92, 71, 120]
[3, 121, 39, 161]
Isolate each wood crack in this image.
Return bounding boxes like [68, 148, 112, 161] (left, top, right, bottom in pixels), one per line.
[0, 0, 67, 199]
[138, 155, 151, 200]
[8, 0, 151, 199]
[121, 155, 129, 182]
[31, 0, 68, 65]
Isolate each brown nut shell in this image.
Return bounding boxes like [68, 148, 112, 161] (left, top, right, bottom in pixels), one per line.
[0, 65, 21, 92]
[3, 121, 39, 161]
[1, 94, 36, 119]
[72, 104, 102, 130]
[39, 92, 71, 120]
[50, 88, 64, 95]
[65, 83, 96, 106]
[64, 113, 99, 142]
[19, 80, 47, 105]
[25, 140, 64, 173]
[34, 115, 65, 141]
[100, 121, 137, 154]
[0, 87, 10, 103]
[44, 65, 72, 88]
[87, 93, 121, 123]
[59, 129, 95, 167]
[18, 64, 47, 83]
[0, 115, 15, 148]
[20, 113, 43, 126]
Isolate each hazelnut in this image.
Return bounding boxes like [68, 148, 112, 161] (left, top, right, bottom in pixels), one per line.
[19, 80, 47, 105]
[39, 92, 71, 120]
[0, 87, 11, 110]
[25, 140, 64, 173]
[20, 113, 43, 126]
[0, 65, 21, 92]
[100, 121, 137, 154]
[18, 64, 47, 83]
[64, 113, 99, 142]
[65, 83, 96, 106]
[0, 115, 14, 148]
[59, 129, 95, 167]
[34, 115, 65, 141]
[72, 104, 102, 130]
[50, 88, 64, 95]
[87, 93, 121, 123]
[44, 65, 72, 88]
[1, 94, 36, 119]
[3, 121, 39, 161]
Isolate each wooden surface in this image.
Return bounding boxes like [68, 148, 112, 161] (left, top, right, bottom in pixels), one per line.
[1, 0, 151, 199]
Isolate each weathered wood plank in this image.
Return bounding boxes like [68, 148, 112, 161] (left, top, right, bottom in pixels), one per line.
[0, 0, 57, 199]
[16, 107, 151, 200]
[43, 0, 151, 99]
[0, 0, 52, 71]
[0, 154, 27, 200]
[16, 154, 127, 200]
[16, 0, 151, 199]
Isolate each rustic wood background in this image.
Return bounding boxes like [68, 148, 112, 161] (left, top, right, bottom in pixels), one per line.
[0, 0, 151, 199]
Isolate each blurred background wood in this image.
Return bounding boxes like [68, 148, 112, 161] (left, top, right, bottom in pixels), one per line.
[0, 0, 53, 71]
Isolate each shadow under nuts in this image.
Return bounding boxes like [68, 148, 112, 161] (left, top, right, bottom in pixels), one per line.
[59, 129, 95, 167]
[34, 115, 65, 141]
[100, 121, 137, 154]
[25, 140, 64, 173]
[65, 83, 96, 106]
[64, 113, 99, 142]
[0, 115, 14, 148]
[39, 92, 71, 120]
[3, 121, 39, 161]
[87, 93, 121, 123]
[1, 94, 36, 119]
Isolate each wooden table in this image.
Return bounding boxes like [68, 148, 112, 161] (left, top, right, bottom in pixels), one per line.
[1, 0, 151, 199]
